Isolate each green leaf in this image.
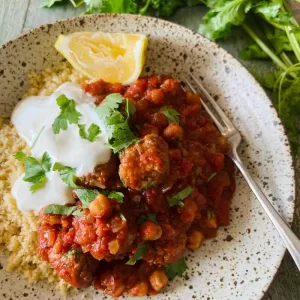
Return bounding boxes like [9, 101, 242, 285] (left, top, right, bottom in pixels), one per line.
[108, 191, 124, 203]
[14, 151, 52, 193]
[64, 249, 81, 258]
[165, 257, 187, 280]
[207, 172, 217, 181]
[199, 0, 253, 41]
[41, 152, 52, 172]
[207, 209, 216, 219]
[168, 186, 194, 207]
[120, 213, 127, 221]
[125, 99, 136, 119]
[136, 213, 157, 225]
[78, 123, 101, 142]
[52, 94, 82, 134]
[161, 106, 180, 124]
[75, 189, 99, 208]
[53, 162, 80, 188]
[84, 0, 137, 14]
[126, 243, 148, 265]
[42, 0, 65, 8]
[44, 204, 82, 216]
[96, 93, 138, 153]
[240, 44, 269, 60]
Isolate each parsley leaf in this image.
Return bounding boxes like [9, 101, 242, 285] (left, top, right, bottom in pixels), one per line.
[161, 106, 180, 124]
[42, 0, 65, 8]
[165, 257, 187, 280]
[84, 0, 137, 14]
[126, 243, 148, 265]
[240, 44, 269, 60]
[136, 213, 157, 225]
[14, 151, 52, 193]
[199, 0, 253, 41]
[96, 93, 138, 153]
[75, 189, 99, 208]
[52, 94, 82, 134]
[108, 191, 124, 203]
[78, 123, 101, 142]
[44, 204, 83, 216]
[168, 186, 194, 207]
[53, 162, 80, 188]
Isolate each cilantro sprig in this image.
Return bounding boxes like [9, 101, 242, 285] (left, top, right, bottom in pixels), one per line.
[161, 106, 180, 124]
[44, 204, 83, 216]
[78, 123, 101, 142]
[168, 186, 194, 208]
[165, 257, 187, 280]
[14, 151, 52, 192]
[126, 243, 148, 265]
[96, 93, 138, 153]
[52, 94, 82, 134]
[53, 162, 80, 189]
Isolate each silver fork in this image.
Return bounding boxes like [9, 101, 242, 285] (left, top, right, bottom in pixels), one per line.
[184, 72, 300, 271]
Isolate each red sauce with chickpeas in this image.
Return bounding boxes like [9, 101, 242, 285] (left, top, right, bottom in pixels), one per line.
[37, 75, 235, 297]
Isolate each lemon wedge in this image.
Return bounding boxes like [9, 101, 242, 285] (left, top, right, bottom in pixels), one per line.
[55, 32, 148, 85]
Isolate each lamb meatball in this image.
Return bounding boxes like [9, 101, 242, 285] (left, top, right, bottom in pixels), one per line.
[119, 134, 169, 191]
[48, 250, 98, 288]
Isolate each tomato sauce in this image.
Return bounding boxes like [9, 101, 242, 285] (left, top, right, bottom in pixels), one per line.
[38, 75, 235, 297]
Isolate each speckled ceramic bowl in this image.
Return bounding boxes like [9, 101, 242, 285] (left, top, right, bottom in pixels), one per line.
[0, 14, 295, 300]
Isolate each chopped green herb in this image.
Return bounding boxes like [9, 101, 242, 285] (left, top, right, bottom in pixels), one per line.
[165, 257, 187, 280]
[207, 172, 217, 182]
[120, 213, 127, 221]
[78, 123, 101, 142]
[44, 204, 83, 216]
[52, 94, 82, 134]
[53, 162, 80, 188]
[126, 243, 148, 265]
[207, 210, 216, 219]
[168, 186, 194, 208]
[161, 106, 180, 124]
[75, 189, 99, 208]
[108, 191, 124, 203]
[64, 249, 81, 258]
[96, 93, 138, 153]
[136, 213, 157, 225]
[14, 151, 52, 192]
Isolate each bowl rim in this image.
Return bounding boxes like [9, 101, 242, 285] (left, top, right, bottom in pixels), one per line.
[0, 12, 296, 300]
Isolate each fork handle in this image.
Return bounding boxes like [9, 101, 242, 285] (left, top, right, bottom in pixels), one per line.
[229, 149, 300, 271]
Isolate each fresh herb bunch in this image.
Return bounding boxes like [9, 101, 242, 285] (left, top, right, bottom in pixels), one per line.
[199, 0, 300, 153]
[43, 0, 203, 16]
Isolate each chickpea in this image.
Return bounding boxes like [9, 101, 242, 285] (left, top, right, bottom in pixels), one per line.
[163, 122, 184, 142]
[88, 194, 112, 218]
[150, 112, 169, 129]
[108, 239, 120, 255]
[109, 285, 126, 298]
[128, 280, 149, 296]
[140, 220, 162, 241]
[149, 270, 169, 292]
[186, 230, 205, 250]
[145, 88, 165, 105]
[186, 90, 201, 105]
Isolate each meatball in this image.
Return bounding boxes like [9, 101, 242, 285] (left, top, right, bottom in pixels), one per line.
[48, 250, 99, 288]
[119, 134, 169, 190]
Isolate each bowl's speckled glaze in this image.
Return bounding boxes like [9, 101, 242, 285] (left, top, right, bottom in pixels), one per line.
[0, 14, 295, 300]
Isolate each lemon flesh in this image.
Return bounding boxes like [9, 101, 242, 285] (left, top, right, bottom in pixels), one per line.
[55, 32, 148, 85]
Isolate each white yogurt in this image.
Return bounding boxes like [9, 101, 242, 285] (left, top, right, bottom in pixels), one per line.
[11, 82, 111, 211]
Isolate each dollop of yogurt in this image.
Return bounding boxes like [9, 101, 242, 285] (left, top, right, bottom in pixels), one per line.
[11, 82, 111, 211]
